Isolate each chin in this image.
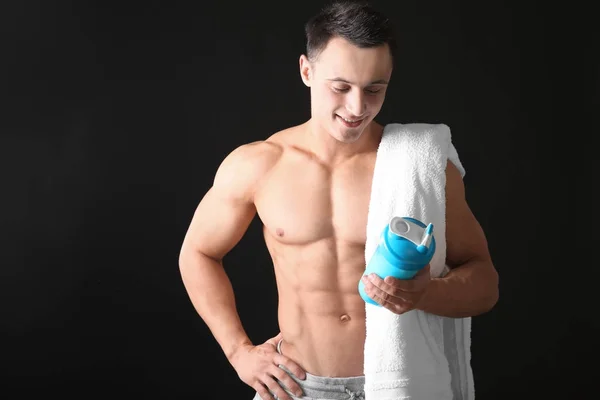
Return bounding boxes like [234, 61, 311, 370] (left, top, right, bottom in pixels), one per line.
[335, 131, 363, 143]
[332, 121, 367, 143]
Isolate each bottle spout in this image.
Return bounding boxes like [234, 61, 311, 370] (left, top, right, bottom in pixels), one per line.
[416, 223, 434, 254]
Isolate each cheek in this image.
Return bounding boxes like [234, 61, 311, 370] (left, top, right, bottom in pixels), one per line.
[317, 91, 342, 113]
[325, 91, 341, 105]
[366, 95, 385, 112]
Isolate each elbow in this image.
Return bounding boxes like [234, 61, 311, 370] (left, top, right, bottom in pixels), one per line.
[178, 244, 199, 281]
[481, 264, 500, 313]
[178, 250, 192, 285]
[178, 240, 201, 268]
[178, 244, 221, 281]
[483, 288, 499, 314]
[178, 245, 190, 273]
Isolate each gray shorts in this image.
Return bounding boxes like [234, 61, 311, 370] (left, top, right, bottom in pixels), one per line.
[252, 339, 365, 400]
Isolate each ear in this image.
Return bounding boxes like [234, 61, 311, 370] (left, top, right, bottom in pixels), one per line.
[299, 54, 313, 87]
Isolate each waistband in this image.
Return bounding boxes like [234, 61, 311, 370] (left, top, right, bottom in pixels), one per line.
[276, 338, 365, 400]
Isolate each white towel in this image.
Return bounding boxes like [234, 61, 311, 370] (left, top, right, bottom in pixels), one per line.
[363, 123, 474, 400]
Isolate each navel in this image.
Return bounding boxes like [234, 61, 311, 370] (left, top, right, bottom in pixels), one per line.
[276, 228, 284, 237]
[340, 314, 351, 323]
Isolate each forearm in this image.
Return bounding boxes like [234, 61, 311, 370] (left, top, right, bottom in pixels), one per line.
[416, 257, 499, 318]
[179, 251, 252, 360]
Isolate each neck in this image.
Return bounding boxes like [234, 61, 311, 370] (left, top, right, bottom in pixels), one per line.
[305, 119, 383, 165]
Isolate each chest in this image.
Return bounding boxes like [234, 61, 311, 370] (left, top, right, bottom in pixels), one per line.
[255, 154, 375, 245]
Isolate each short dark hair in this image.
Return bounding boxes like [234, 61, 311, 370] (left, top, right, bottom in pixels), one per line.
[304, 1, 397, 63]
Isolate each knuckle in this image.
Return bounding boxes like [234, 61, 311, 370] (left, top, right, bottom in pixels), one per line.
[262, 372, 274, 383]
[290, 381, 302, 394]
[283, 376, 298, 390]
[270, 365, 285, 379]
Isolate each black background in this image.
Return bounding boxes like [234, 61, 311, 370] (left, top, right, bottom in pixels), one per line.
[1, 0, 598, 399]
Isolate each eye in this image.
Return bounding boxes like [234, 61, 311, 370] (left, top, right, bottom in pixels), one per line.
[332, 86, 350, 93]
[365, 87, 383, 94]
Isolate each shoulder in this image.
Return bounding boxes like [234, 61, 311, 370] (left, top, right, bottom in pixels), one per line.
[212, 122, 306, 201]
[217, 140, 283, 174]
[213, 139, 284, 202]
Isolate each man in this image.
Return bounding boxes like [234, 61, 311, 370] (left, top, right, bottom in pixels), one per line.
[178, 1, 499, 399]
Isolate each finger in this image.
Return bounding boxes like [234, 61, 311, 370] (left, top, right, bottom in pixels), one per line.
[380, 267, 429, 293]
[362, 276, 419, 311]
[265, 332, 282, 347]
[368, 291, 410, 314]
[366, 274, 403, 297]
[387, 277, 419, 293]
[362, 276, 396, 305]
[269, 364, 304, 397]
[262, 373, 293, 400]
[266, 332, 283, 347]
[362, 275, 403, 301]
[253, 382, 274, 400]
[273, 354, 306, 381]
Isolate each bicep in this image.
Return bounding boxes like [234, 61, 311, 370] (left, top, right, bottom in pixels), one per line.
[180, 186, 257, 262]
[179, 141, 279, 262]
[445, 161, 491, 268]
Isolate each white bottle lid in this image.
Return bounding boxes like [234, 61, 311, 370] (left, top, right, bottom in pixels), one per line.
[389, 216, 427, 246]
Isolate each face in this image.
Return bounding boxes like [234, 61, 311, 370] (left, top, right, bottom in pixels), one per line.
[300, 36, 393, 143]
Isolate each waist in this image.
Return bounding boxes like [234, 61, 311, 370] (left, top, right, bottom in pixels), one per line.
[277, 320, 366, 377]
[277, 342, 365, 400]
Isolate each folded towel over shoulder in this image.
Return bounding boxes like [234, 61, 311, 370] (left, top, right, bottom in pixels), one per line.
[363, 123, 474, 400]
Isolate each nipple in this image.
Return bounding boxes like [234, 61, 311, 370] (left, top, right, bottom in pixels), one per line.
[276, 228, 284, 237]
[340, 314, 351, 323]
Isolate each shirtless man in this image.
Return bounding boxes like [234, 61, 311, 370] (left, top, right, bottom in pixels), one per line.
[178, 2, 499, 399]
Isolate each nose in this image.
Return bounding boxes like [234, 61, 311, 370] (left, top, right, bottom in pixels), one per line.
[345, 90, 366, 117]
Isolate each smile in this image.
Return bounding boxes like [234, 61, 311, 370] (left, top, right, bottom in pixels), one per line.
[336, 114, 365, 128]
[340, 116, 363, 123]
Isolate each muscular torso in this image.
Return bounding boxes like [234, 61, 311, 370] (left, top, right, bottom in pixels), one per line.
[253, 125, 381, 377]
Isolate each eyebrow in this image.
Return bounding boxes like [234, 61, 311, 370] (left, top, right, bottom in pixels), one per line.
[327, 77, 389, 85]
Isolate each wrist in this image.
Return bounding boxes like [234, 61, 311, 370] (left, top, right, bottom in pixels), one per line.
[225, 337, 253, 363]
[416, 277, 444, 312]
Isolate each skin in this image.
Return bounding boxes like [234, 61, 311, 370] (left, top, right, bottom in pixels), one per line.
[178, 37, 499, 400]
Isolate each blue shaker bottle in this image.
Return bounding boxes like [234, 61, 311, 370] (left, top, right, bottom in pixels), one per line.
[358, 216, 436, 306]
